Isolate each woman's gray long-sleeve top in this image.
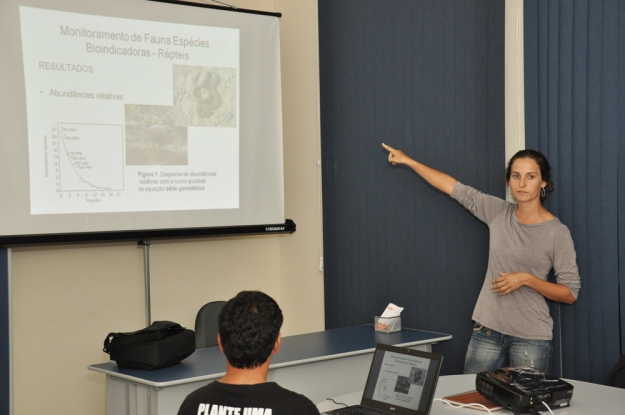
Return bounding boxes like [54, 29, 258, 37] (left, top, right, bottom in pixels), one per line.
[451, 182, 581, 340]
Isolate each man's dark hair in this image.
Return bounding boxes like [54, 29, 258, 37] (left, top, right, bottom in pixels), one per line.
[218, 291, 283, 369]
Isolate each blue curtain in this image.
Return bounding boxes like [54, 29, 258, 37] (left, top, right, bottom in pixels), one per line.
[524, 0, 625, 383]
[319, 0, 505, 375]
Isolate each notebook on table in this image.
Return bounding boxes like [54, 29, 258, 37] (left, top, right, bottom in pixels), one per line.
[323, 343, 443, 415]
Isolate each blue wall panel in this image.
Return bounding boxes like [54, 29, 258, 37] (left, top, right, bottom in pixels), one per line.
[1, 248, 8, 414]
[319, 0, 505, 376]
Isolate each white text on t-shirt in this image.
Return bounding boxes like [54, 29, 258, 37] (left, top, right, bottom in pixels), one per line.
[197, 404, 272, 415]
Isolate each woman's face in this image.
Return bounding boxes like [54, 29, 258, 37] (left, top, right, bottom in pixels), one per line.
[508, 157, 546, 203]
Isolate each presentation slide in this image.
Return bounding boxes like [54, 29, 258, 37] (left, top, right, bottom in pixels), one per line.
[0, 0, 285, 243]
[20, 6, 240, 214]
[372, 351, 431, 409]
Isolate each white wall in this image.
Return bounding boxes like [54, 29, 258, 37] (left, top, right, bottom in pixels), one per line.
[10, 1, 324, 414]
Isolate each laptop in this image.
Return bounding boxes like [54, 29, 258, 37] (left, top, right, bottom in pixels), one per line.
[324, 343, 443, 415]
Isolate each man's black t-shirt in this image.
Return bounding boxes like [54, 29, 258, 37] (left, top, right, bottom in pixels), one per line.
[176, 381, 319, 415]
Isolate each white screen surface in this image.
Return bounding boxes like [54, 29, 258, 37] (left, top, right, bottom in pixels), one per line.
[371, 351, 430, 409]
[1, 0, 285, 243]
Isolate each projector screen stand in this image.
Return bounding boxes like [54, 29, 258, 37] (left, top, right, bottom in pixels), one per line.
[138, 240, 152, 326]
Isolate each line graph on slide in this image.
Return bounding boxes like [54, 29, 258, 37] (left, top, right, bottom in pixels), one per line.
[57, 123, 125, 192]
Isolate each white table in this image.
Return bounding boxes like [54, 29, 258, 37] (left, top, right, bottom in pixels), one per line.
[317, 374, 625, 414]
[89, 325, 451, 415]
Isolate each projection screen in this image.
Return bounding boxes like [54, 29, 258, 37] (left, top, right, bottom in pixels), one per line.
[0, 0, 290, 245]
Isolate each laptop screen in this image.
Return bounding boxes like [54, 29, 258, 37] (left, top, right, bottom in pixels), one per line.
[361, 344, 443, 415]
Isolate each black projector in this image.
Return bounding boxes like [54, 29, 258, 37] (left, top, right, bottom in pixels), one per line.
[476, 367, 574, 414]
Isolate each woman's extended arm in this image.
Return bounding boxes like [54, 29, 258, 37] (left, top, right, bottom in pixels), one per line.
[382, 143, 457, 195]
[492, 272, 577, 304]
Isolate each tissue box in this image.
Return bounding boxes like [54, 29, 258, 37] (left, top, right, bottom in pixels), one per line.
[374, 316, 401, 333]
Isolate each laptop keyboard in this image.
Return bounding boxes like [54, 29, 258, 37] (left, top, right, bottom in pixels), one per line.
[330, 407, 382, 415]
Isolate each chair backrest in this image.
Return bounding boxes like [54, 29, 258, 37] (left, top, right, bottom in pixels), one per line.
[194, 301, 227, 349]
[606, 355, 625, 389]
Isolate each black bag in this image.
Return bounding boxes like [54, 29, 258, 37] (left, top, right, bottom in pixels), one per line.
[103, 321, 195, 370]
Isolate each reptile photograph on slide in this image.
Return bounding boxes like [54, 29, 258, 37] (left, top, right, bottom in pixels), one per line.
[124, 65, 237, 166]
[174, 65, 237, 128]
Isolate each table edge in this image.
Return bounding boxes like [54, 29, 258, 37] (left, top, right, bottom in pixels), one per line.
[88, 331, 453, 388]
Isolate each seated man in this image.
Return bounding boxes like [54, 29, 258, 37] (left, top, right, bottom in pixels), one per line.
[177, 291, 319, 415]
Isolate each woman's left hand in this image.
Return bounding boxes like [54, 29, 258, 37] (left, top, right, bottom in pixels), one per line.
[492, 272, 529, 295]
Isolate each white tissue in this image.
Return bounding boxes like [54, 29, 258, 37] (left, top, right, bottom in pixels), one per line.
[380, 303, 403, 318]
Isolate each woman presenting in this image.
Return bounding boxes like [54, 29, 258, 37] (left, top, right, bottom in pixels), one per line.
[382, 143, 580, 374]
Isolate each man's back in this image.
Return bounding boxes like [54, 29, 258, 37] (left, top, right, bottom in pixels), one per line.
[177, 380, 319, 415]
[177, 291, 319, 415]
